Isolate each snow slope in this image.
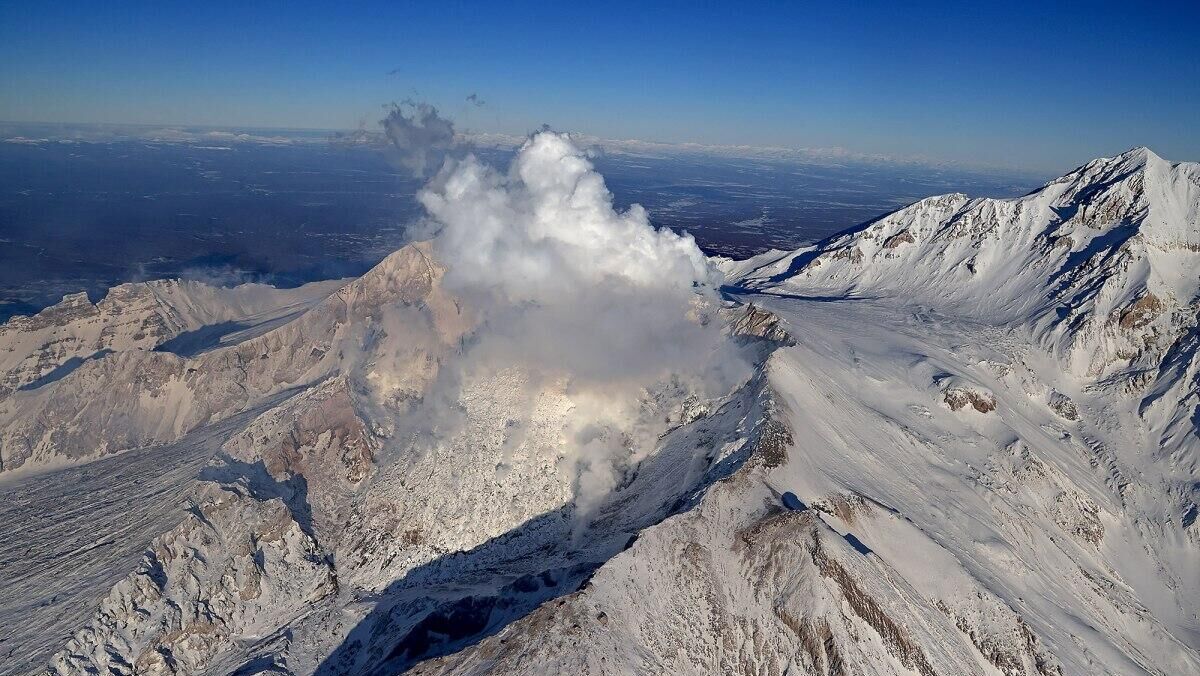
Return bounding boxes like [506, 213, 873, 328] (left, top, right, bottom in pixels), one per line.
[0, 397, 290, 674]
[35, 295, 779, 675]
[732, 147, 1199, 446]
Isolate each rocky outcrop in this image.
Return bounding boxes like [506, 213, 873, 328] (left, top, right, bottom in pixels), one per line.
[1118, 293, 1164, 330]
[882, 229, 915, 249]
[1047, 390, 1078, 420]
[943, 386, 997, 413]
[724, 302, 795, 346]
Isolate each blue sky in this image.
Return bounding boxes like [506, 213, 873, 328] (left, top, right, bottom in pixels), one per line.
[1, 1, 1197, 172]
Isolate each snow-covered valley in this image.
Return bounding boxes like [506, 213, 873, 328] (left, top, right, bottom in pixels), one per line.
[0, 139, 1196, 675]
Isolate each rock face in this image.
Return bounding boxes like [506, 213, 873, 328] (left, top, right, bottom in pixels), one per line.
[943, 385, 997, 413]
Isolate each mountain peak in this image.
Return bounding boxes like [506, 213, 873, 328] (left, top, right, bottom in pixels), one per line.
[1114, 145, 1160, 163]
[1099, 146, 1175, 177]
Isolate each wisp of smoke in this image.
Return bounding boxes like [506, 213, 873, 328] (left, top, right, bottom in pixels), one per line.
[379, 100, 458, 178]
[178, 265, 262, 288]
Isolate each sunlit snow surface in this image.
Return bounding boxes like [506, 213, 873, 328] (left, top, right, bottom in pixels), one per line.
[752, 295, 1198, 673]
[2, 294, 1193, 674]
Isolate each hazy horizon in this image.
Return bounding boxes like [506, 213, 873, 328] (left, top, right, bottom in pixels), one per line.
[3, 2, 1197, 174]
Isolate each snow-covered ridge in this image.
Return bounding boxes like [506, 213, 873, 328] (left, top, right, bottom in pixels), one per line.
[0, 244, 450, 472]
[735, 146, 1200, 450]
[402, 276, 1200, 676]
[415, 183, 1200, 674]
[735, 147, 1199, 305]
[0, 277, 346, 399]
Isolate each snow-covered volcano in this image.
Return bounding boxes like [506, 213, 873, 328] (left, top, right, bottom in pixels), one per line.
[0, 144, 1196, 675]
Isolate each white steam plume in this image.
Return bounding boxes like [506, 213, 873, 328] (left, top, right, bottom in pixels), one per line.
[420, 132, 722, 381]
[377, 131, 746, 522]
